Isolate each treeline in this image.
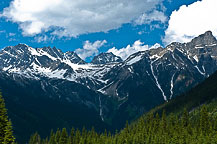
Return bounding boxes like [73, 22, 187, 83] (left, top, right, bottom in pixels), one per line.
[0, 92, 15, 144]
[29, 106, 217, 144]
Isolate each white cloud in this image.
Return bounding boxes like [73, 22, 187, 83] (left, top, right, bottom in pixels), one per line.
[75, 40, 107, 60]
[163, 0, 217, 45]
[108, 40, 161, 60]
[135, 10, 167, 25]
[9, 33, 16, 36]
[0, 30, 5, 34]
[150, 43, 161, 49]
[9, 38, 17, 42]
[1, 0, 163, 37]
[33, 35, 56, 43]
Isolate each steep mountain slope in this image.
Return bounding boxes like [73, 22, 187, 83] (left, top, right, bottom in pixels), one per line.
[108, 69, 217, 143]
[101, 31, 217, 100]
[151, 68, 217, 116]
[99, 31, 217, 127]
[0, 72, 114, 143]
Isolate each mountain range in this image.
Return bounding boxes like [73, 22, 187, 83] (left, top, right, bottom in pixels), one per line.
[1, 31, 217, 142]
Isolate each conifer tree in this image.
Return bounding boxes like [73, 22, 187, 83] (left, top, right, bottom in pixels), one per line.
[59, 128, 68, 144]
[74, 129, 81, 144]
[69, 127, 74, 144]
[0, 92, 8, 143]
[55, 128, 61, 143]
[160, 110, 167, 132]
[0, 91, 15, 144]
[182, 108, 190, 127]
[48, 130, 56, 144]
[29, 132, 41, 144]
[199, 105, 210, 134]
[4, 120, 15, 144]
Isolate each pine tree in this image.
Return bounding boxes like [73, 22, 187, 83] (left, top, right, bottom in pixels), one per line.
[59, 128, 68, 144]
[181, 108, 190, 127]
[74, 129, 81, 144]
[0, 92, 8, 143]
[4, 120, 15, 144]
[48, 130, 56, 144]
[0, 91, 15, 143]
[199, 105, 210, 134]
[55, 128, 61, 143]
[29, 132, 41, 144]
[160, 110, 167, 132]
[69, 127, 74, 144]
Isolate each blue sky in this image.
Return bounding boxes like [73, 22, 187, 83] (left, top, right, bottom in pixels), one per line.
[0, 0, 216, 61]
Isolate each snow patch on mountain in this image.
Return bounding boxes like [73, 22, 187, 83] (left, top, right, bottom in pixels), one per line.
[195, 66, 205, 76]
[126, 54, 143, 65]
[170, 73, 175, 99]
[193, 55, 199, 62]
[150, 61, 168, 102]
[28, 47, 41, 56]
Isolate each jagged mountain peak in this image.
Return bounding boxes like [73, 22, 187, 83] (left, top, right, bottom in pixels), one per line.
[1, 44, 86, 64]
[91, 52, 122, 64]
[64, 51, 86, 64]
[36, 46, 64, 60]
[190, 30, 217, 46]
[149, 47, 164, 55]
[3, 43, 28, 52]
[15, 43, 29, 48]
[0, 43, 118, 85]
[204, 30, 213, 35]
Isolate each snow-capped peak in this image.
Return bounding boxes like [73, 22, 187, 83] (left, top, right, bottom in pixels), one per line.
[91, 52, 122, 64]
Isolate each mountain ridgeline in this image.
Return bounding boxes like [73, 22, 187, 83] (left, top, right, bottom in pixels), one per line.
[0, 31, 217, 142]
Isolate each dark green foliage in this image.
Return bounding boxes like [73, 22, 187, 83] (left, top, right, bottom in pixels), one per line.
[29, 105, 217, 144]
[55, 128, 61, 143]
[29, 132, 41, 144]
[59, 128, 68, 144]
[0, 92, 8, 143]
[199, 106, 210, 134]
[0, 91, 15, 144]
[4, 120, 15, 144]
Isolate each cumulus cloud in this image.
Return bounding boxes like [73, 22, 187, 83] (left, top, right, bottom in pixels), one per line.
[75, 40, 107, 60]
[1, 0, 163, 37]
[108, 40, 161, 60]
[163, 0, 217, 45]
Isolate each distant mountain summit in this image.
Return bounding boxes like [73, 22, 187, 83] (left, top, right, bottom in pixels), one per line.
[191, 31, 217, 46]
[91, 52, 122, 64]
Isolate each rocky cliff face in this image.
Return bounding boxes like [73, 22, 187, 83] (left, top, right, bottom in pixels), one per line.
[91, 52, 122, 64]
